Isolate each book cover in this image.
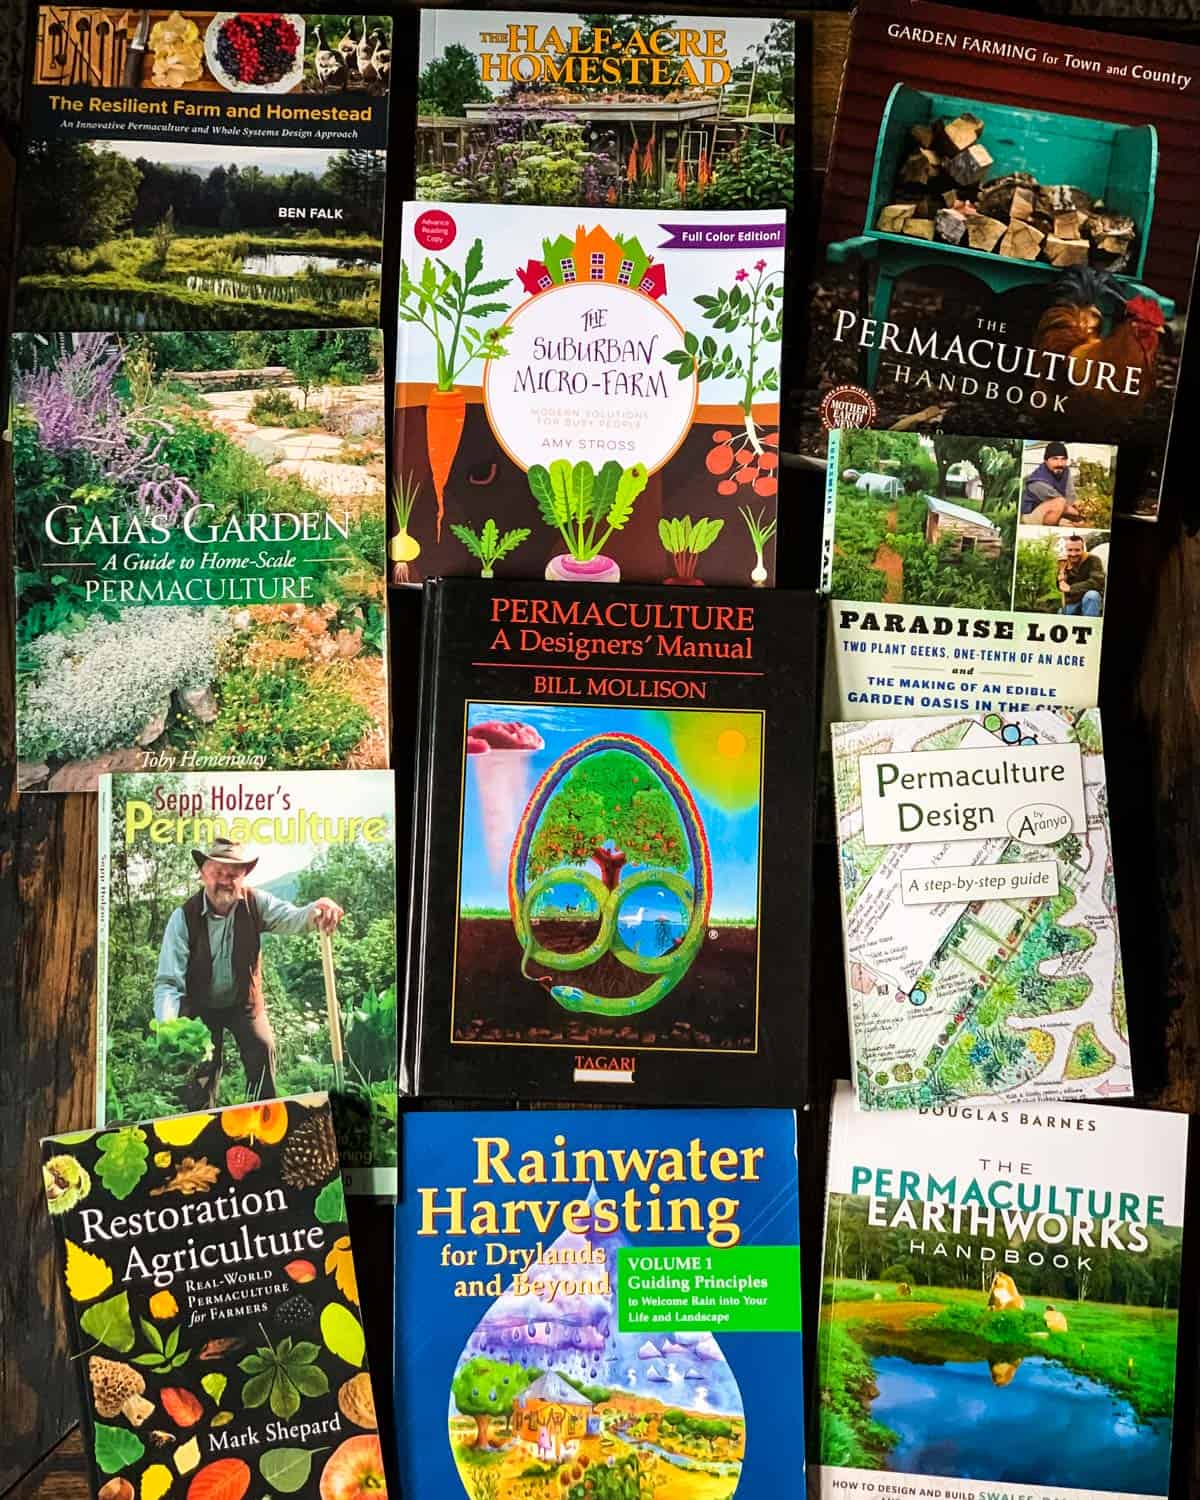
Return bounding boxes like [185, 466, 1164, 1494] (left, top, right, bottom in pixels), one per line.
[41, 1093, 388, 1500]
[831, 707, 1131, 1109]
[11, 330, 388, 792]
[415, 11, 794, 211]
[816, 1080, 1188, 1500]
[391, 200, 784, 586]
[798, 0, 1200, 520]
[404, 578, 817, 1104]
[395, 1107, 805, 1500]
[16, 8, 392, 331]
[97, 770, 397, 1196]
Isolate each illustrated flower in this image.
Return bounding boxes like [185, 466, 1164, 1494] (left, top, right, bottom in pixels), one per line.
[148, 1290, 178, 1319]
[755, 258, 768, 271]
[154, 1151, 171, 1168]
[735, 268, 748, 281]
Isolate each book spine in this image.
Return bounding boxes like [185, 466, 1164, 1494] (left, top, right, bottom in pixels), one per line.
[821, 430, 841, 594]
[829, 736, 869, 1103]
[95, 774, 112, 1125]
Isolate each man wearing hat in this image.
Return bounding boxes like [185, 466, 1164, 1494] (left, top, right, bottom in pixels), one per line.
[153, 837, 344, 1106]
[1020, 442, 1084, 527]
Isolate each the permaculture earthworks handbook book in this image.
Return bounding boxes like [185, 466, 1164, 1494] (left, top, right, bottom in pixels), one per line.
[395, 1107, 805, 1500]
[391, 200, 785, 586]
[816, 1081, 1189, 1500]
[11, 330, 388, 792]
[415, 12, 794, 211]
[831, 707, 1131, 1111]
[798, 0, 1200, 520]
[97, 770, 397, 1196]
[404, 578, 817, 1104]
[41, 1093, 389, 1500]
[16, 8, 393, 331]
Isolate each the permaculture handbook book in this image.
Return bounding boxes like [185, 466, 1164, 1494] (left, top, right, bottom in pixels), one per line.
[390, 200, 785, 586]
[16, 8, 392, 330]
[798, 0, 1200, 519]
[97, 770, 396, 1196]
[815, 1081, 1188, 1500]
[831, 707, 1131, 1110]
[403, 578, 817, 1104]
[41, 1093, 389, 1500]
[395, 1107, 804, 1500]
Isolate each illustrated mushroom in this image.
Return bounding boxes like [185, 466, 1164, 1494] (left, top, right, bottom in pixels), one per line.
[90, 1356, 154, 1426]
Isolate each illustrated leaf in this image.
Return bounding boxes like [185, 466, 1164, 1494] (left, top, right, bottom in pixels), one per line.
[480, 517, 499, 556]
[175, 1438, 201, 1476]
[320, 1302, 365, 1367]
[570, 460, 595, 520]
[239, 1353, 268, 1375]
[241, 1372, 274, 1409]
[591, 461, 621, 521]
[464, 237, 484, 287]
[95, 1128, 149, 1200]
[150, 1157, 220, 1197]
[496, 528, 530, 559]
[153, 1114, 212, 1147]
[313, 1178, 346, 1226]
[269, 1372, 300, 1419]
[65, 1240, 114, 1303]
[141, 1318, 165, 1353]
[201, 1373, 227, 1404]
[548, 459, 575, 522]
[450, 523, 484, 560]
[50, 1130, 95, 1145]
[165, 1327, 180, 1358]
[607, 464, 649, 531]
[142, 1463, 173, 1500]
[324, 1237, 359, 1305]
[470, 277, 511, 297]
[186, 1458, 251, 1500]
[289, 1363, 329, 1399]
[259, 1450, 315, 1495]
[527, 464, 565, 529]
[95, 1423, 145, 1475]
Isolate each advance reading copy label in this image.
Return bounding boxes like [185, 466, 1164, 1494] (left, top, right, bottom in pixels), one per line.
[617, 1246, 802, 1332]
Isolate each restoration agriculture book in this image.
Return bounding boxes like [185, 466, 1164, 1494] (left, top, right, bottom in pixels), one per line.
[816, 1081, 1188, 1500]
[41, 1093, 388, 1500]
[395, 1107, 804, 1500]
[403, 578, 817, 1103]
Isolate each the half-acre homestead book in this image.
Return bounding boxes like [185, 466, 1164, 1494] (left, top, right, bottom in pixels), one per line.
[799, 0, 1200, 520]
[816, 1081, 1189, 1500]
[391, 199, 785, 586]
[831, 707, 1131, 1110]
[97, 771, 397, 1195]
[16, 8, 392, 330]
[404, 578, 817, 1103]
[11, 330, 387, 791]
[415, 11, 794, 211]
[396, 1107, 804, 1500]
[42, 1093, 388, 1500]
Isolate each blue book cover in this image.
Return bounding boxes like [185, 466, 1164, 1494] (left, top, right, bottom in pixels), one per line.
[395, 1108, 805, 1499]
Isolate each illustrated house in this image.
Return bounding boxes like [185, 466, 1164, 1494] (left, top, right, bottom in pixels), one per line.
[512, 1371, 593, 1462]
[638, 261, 667, 299]
[517, 259, 553, 294]
[573, 224, 622, 282]
[614, 235, 650, 288]
[923, 496, 1002, 557]
[542, 234, 577, 284]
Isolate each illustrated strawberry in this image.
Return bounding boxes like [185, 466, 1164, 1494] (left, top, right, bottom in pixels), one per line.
[226, 1145, 261, 1181]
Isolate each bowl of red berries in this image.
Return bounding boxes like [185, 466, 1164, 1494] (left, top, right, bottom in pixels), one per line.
[205, 12, 306, 92]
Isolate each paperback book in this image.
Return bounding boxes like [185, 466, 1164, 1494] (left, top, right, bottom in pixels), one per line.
[391, 199, 784, 586]
[41, 1093, 388, 1500]
[816, 1081, 1188, 1500]
[97, 770, 397, 1195]
[395, 1107, 805, 1500]
[404, 578, 817, 1103]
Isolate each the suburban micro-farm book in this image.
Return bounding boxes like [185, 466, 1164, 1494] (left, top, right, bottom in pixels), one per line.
[395, 1107, 804, 1500]
[404, 578, 817, 1104]
[816, 1081, 1188, 1500]
[390, 200, 784, 586]
[11, 330, 388, 792]
[41, 1093, 388, 1500]
[97, 771, 397, 1196]
[16, 8, 392, 331]
[831, 707, 1131, 1110]
[415, 11, 794, 211]
[799, 0, 1200, 520]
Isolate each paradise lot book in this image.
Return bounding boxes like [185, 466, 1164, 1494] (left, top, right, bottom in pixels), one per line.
[41, 1093, 388, 1500]
[816, 1081, 1188, 1500]
[395, 1107, 804, 1500]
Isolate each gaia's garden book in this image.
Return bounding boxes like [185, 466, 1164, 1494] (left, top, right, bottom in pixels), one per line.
[16, 8, 392, 330]
[415, 11, 794, 211]
[391, 200, 785, 586]
[817, 1081, 1188, 1500]
[404, 579, 817, 1103]
[832, 708, 1131, 1109]
[42, 1093, 388, 1500]
[97, 771, 396, 1195]
[396, 1108, 804, 1500]
[11, 331, 387, 792]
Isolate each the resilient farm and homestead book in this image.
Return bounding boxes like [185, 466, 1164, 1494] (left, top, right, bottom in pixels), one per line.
[96, 770, 397, 1196]
[41, 1092, 389, 1500]
[390, 200, 785, 587]
[403, 578, 818, 1104]
[10, 330, 388, 792]
[395, 1107, 805, 1500]
[831, 707, 1131, 1110]
[799, 0, 1200, 520]
[815, 1081, 1189, 1500]
[414, 11, 794, 211]
[15, 8, 392, 331]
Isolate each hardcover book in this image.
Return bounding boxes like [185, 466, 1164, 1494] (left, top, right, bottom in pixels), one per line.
[798, 0, 1200, 519]
[404, 578, 817, 1104]
[11, 330, 388, 792]
[41, 1093, 388, 1500]
[831, 707, 1131, 1109]
[97, 770, 397, 1195]
[816, 1081, 1188, 1500]
[395, 1107, 805, 1500]
[16, 8, 392, 331]
[391, 200, 784, 586]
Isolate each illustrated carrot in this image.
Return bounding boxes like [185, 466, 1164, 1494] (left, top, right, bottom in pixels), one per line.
[426, 389, 466, 540]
